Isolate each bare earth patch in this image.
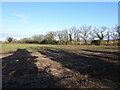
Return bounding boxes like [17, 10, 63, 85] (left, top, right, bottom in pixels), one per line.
[2, 47, 120, 88]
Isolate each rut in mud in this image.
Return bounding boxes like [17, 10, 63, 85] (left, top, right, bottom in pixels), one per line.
[2, 48, 120, 88]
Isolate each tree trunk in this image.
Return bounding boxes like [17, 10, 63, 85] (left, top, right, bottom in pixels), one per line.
[107, 32, 110, 45]
[69, 34, 72, 41]
[84, 40, 87, 45]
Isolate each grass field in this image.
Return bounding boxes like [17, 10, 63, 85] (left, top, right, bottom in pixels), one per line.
[2, 43, 119, 53]
[1, 43, 120, 88]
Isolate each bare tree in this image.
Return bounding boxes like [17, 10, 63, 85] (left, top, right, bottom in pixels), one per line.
[19, 38, 30, 43]
[106, 27, 110, 45]
[111, 33, 118, 40]
[72, 27, 81, 41]
[116, 25, 120, 40]
[89, 27, 97, 41]
[79, 25, 92, 44]
[69, 27, 75, 41]
[110, 26, 119, 45]
[57, 30, 64, 41]
[32, 34, 44, 43]
[45, 31, 56, 41]
[95, 26, 107, 40]
[62, 29, 69, 41]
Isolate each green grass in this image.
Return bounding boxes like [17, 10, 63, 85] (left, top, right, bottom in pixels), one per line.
[38, 45, 119, 52]
[2, 43, 39, 53]
[1, 43, 119, 53]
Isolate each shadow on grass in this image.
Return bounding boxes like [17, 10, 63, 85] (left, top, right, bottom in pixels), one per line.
[81, 49, 120, 55]
[38, 47, 120, 88]
[0, 51, 15, 54]
[2, 49, 58, 88]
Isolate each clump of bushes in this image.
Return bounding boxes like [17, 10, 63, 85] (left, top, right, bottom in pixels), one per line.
[7, 37, 13, 43]
[40, 39, 58, 44]
[91, 40, 104, 45]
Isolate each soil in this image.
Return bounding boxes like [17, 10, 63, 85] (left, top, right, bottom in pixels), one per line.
[1, 48, 120, 88]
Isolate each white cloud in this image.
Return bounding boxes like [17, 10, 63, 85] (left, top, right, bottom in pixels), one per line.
[7, 13, 29, 23]
[3, 19, 29, 23]
[11, 14, 28, 19]
[0, 32, 33, 41]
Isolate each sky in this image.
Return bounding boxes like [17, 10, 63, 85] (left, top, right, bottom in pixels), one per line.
[1, 2, 118, 41]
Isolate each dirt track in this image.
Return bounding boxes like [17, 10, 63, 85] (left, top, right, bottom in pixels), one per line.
[2, 48, 120, 88]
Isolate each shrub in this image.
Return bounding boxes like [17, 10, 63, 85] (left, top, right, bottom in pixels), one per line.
[49, 40, 58, 44]
[40, 39, 48, 44]
[40, 39, 58, 44]
[91, 40, 104, 45]
[7, 37, 13, 43]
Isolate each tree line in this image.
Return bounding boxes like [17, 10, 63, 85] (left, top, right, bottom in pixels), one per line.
[7, 25, 120, 45]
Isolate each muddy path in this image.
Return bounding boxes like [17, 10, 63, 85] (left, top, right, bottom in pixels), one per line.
[1, 48, 120, 88]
